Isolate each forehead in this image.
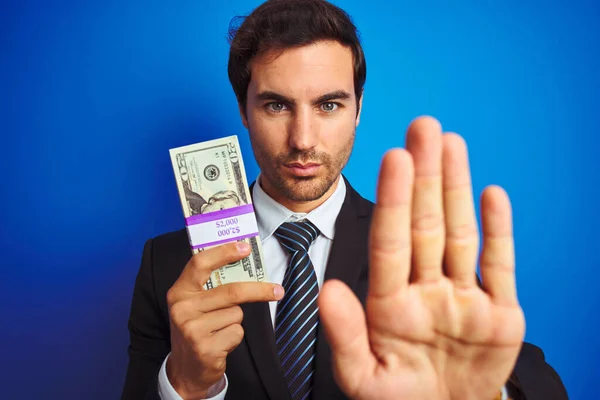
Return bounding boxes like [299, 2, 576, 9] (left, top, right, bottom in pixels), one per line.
[248, 40, 355, 98]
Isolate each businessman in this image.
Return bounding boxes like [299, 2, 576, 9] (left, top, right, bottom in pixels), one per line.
[121, 0, 568, 399]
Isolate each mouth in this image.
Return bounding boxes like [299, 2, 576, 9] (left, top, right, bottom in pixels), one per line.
[284, 162, 322, 177]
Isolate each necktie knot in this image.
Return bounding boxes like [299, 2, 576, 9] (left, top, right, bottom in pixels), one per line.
[275, 220, 320, 254]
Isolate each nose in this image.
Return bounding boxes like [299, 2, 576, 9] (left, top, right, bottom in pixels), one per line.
[287, 107, 318, 151]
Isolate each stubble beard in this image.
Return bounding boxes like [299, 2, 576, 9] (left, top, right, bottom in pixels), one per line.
[252, 131, 355, 203]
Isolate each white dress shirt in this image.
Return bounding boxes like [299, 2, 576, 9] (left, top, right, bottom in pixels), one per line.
[158, 177, 347, 400]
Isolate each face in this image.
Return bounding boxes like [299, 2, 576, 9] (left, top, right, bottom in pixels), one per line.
[201, 198, 239, 213]
[240, 40, 362, 209]
[201, 191, 241, 213]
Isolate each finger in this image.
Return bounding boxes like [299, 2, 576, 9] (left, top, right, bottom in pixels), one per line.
[441, 133, 479, 287]
[175, 242, 252, 293]
[179, 306, 244, 332]
[319, 280, 376, 397]
[368, 149, 413, 297]
[198, 281, 284, 311]
[211, 323, 245, 354]
[405, 116, 445, 283]
[479, 185, 517, 306]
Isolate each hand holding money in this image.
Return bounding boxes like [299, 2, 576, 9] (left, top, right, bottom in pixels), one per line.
[170, 136, 268, 289]
[166, 242, 284, 398]
[167, 137, 280, 396]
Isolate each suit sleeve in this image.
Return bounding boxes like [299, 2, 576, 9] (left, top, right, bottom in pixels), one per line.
[121, 239, 170, 400]
[513, 342, 569, 400]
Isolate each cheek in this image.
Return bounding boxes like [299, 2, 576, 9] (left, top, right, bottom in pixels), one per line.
[321, 116, 356, 149]
[248, 112, 287, 155]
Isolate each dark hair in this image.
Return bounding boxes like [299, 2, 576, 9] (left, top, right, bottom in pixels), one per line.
[227, 0, 366, 114]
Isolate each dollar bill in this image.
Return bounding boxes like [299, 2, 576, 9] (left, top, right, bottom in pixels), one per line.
[169, 136, 267, 289]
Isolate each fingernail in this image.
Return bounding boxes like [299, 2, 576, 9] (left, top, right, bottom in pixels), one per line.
[236, 242, 250, 253]
[274, 285, 284, 298]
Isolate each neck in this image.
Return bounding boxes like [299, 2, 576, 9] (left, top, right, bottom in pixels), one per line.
[259, 175, 341, 213]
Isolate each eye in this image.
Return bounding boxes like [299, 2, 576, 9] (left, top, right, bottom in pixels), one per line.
[321, 102, 339, 112]
[266, 102, 287, 112]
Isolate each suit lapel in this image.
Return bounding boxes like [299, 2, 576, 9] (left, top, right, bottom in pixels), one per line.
[240, 302, 292, 400]
[312, 179, 370, 399]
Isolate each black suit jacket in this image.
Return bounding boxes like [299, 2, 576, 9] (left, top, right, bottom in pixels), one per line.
[121, 178, 568, 400]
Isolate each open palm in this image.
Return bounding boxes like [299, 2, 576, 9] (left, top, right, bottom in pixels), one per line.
[319, 116, 525, 400]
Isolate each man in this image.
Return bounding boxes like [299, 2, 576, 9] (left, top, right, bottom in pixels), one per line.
[121, 0, 568, 399]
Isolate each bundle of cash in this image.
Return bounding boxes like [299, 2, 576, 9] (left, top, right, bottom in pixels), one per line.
[169, 136, 267, 289]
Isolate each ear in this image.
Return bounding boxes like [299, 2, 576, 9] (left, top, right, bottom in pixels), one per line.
[238, 102, 249, 129]
[355, 90, 364, 127]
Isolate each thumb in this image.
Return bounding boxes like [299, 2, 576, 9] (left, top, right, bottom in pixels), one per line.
[318, 279, 376, 396]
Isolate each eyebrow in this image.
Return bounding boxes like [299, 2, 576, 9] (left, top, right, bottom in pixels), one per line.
[255, 90, 352, 106]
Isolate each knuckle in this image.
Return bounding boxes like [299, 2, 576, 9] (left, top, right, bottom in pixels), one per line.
[231, 324, 245, 341]
[370, 236, 410, 256]
[226, 285, 243, 304]
[453, 271, 475, 287]
[480, 260, 514, 273]
[193, 338, 213, 360]
[166, 287, 178, 307]
[231, 305, 244, 323]
[168, 302, 186, 325]
[447, 223, 479, 243]
[190, 252, 207, 272]
[179, 319, 199, 342]
[412, 212, 445, 234]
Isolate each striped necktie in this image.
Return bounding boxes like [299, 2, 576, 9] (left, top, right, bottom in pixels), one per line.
[274, 220, 320, 400]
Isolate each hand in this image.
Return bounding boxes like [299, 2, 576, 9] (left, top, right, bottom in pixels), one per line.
[319, 116, 526, 400]
[166, 242, 284, 399]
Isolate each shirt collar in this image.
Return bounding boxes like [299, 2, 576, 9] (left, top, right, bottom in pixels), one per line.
[252, 175, 346, 241]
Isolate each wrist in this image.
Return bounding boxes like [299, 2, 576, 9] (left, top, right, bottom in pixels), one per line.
[166, 355, 210, 399]
[206, 376, 227, 397]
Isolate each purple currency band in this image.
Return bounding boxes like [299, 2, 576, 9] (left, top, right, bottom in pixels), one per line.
[185, 204, 259, 249]
[185, 204, 255, 225]
[190, 232, 258, 250]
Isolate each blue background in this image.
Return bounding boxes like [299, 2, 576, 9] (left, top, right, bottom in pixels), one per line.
[0, 0, 598, 398]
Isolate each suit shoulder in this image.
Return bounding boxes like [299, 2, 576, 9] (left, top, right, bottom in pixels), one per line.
[144, 228, 192, 293]
[150, 228, 189, 252]
[344, 178, 374, 218]
[519, 341, 546, 360]
[357, 195, 374, 216]
[147, 227, 191, 270]
[514, 341, 568, 399]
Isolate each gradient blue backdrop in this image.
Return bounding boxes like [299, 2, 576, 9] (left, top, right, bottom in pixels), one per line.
[1, 0, 598, 398]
